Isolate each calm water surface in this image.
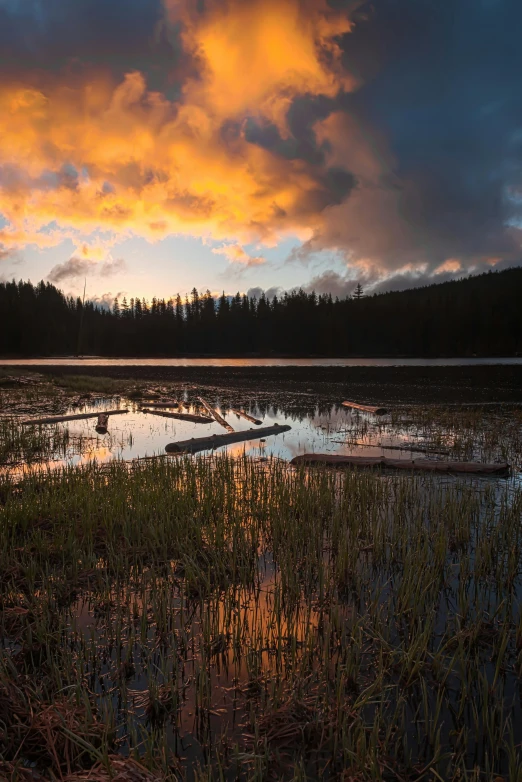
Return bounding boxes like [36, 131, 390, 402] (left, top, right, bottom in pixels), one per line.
[34, 398, 408, 467]
[8, 395, 500, 474]
[1, 356, 522, 367]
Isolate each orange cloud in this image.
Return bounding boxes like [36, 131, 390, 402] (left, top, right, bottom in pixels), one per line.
[167, 0, 356, 131]
[212, 243, 266, 267]
[0, 0, 359, 260]
[436, 259, 462, 274]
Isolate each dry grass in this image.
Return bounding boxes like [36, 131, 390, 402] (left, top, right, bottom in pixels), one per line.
[0, 676, 112, 777]
[64, 755, 163, 781]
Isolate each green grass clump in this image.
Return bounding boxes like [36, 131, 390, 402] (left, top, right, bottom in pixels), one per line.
[1, 454, 522, 780]
[0, 417, 70, 467]
[51, 374, 132, 395]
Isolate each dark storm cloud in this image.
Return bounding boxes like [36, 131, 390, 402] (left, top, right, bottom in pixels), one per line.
[244, 119, 314, 163]
[303, 268, 474, 298]
[0, 0, 175, 86]
[304, 0, 522, 273]
[244, 95, 336, 166]
[215, 0, 522, 277]
[302, 259, 522, 298]
[369, 260, 522, 295]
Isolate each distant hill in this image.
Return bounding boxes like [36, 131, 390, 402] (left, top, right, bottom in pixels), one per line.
[1, 267, 521, 357]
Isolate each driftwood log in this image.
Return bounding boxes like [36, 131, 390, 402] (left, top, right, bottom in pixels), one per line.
[166, 424, 291, 454]
[290, 454, 510, 476]
[229, 408, 263, 425]
[22, 410, 129, 426]
[342, 401, 388, 415]
[198, 396, 234, 432]
[95, 413, 109, 434]
[141, 409, 213, 424]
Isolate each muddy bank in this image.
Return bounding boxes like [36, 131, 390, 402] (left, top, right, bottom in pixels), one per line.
[6, 363, 522, 404]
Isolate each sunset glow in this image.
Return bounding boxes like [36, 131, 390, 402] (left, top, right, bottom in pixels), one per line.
[0, 0, 520, 299]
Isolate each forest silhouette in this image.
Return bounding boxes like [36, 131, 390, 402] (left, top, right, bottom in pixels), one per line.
[1, 267, 521, 357]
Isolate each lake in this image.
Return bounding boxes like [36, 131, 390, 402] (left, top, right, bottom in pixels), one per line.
[1, 356, 522, 366]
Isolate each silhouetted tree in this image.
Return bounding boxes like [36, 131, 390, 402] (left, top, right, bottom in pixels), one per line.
[1, 268, 521, 357]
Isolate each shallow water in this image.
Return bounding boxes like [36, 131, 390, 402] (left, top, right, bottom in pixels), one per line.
[7, 460, 518, 779]
[3, 392, 522, 778]
[15, 396, 450, 470]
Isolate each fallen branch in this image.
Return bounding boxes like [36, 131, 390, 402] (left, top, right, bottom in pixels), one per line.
[342, 401, 388, 415]
[229, 408, 263, 425]
[331, 440, 450, 456]
[141, 409, 213, 424]
[22, 410, 128, 426]
[290, 453, 510, 475]
[198, 396, 234, 432]
[166, 424, 291, 454]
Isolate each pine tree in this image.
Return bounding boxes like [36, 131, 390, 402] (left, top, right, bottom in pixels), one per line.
[175, 295, 184, 325]
[353, 283, 364, 300]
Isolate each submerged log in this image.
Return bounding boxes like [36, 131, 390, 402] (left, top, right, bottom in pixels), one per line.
[166, 424, 291, 454]
[381, 443, 450, 456]
[198, 396, 234, 432]
[290, 454, 510, 476]
[22, 410, 129, 426]
[342, 401, 388, 415]
[139, 401, 179, 408]
[141, 409, 213, 424]
[229, 408, 263, 425]
[95, 413, 109, 434]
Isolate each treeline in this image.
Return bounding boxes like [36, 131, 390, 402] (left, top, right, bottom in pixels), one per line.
[1, 267, 521, 357]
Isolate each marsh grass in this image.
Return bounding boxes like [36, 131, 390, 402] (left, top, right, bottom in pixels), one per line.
[1, 452, 522, 780]
[390, 406, 522, 468]
[0, 417, 71, 467]
[51, 375, 135, 395]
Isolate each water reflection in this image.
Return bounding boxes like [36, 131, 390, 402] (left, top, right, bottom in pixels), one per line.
[5, 396, 436, 471]
[1, 357, 522, 367]
[4, 389, 520, 477]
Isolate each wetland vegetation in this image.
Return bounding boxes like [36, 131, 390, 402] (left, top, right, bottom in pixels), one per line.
[1, 371, 522, 780]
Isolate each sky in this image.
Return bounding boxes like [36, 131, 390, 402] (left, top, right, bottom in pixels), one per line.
[0, 0, 521, 304]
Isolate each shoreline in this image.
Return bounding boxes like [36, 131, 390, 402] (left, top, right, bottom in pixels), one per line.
[0, 355, 520, 363]
[4, 363, 522, 404]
